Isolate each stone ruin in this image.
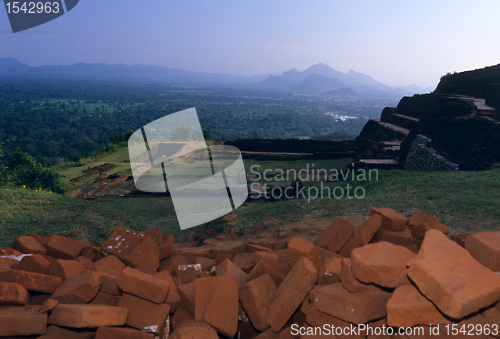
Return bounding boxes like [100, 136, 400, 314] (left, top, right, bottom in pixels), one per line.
[0, 208, 499, 338]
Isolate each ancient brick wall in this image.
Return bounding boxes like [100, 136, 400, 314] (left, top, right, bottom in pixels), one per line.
[404, 134, 458, 171]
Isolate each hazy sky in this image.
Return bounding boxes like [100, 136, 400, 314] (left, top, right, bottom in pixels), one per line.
[1, 0, 499, 87]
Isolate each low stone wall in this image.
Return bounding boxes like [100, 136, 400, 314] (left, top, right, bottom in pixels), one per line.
[404, 134, 458, 171]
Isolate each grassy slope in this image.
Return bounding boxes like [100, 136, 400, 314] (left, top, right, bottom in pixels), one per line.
[1, 148, 499, 248]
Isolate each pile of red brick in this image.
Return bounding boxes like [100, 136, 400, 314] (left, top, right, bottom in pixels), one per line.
[0, 208, 499, 338]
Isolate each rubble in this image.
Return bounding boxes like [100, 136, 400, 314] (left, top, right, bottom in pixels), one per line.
[0, 208, 498, 338]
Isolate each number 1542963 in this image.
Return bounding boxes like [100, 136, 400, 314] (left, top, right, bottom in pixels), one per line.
[5, 2, 60, 14]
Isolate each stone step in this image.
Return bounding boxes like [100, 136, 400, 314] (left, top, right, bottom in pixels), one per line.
[354, 159, 401, 170]
[380, 141, 402, 147]
[383, 114, 419, 130]
[374, 120, 410, 137]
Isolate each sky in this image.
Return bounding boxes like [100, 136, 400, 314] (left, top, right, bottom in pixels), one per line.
[1, 0, 500, 88]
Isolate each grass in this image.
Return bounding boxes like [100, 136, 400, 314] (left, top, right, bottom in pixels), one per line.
[1, 146, 499, 248]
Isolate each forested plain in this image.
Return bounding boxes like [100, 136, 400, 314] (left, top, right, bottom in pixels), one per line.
[0, 79, 397, 165]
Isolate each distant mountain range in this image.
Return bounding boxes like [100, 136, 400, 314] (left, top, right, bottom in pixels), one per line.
[0, 58, 434, 98]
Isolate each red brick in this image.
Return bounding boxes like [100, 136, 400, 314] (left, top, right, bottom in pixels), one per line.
[195, 256, 215, 271]
[339, 258, 386, 293]
[159, 254, 188, 275]
[201, 276, 239, 338]
[48, 259, 86, 281]
[90, 292, 121, 306]
[254, 328, 279, 339]
[315, 246, 342, 262]
[268, 257, 317, 332]
[122, 236, 160, 273]
[96, 271, 120, 295]
[44, 235, 86, 259]
[248, 255, 289, 286]
[178, 281, 196, 314]
[217, 258, 248, 288]
[0, 306, 47, 336]
[356, 213, 383, 244]
[0, 282, 29, 305]
[95, 326, 154, 339]
[101, 226, 145, 259]
[41, 298, 59, 312]
[118, 293, 170, 334]
[371, 208, 408, 231]
[156, 270, 182, 311]
[0, 257, 18, 270]
[306, 306, 365, 339]
[314, 217, 355, 253]
[93, 255, 125, 273]
[252, 251, 279, 265]
[287, 237, 322, 270]
[12, 236, 47, 255]
[117, 266, 170, 304]
[75, 256, 93, 270]
[452, 233, 470, 247]
[317, 257, 342, 285]
[159, 244, 176, 260]
[174, 264, 202, 284]
[163, 232, 175, 246]
[16, 254, 51, 275]
[407, 229, 500, 319]
[51, 271, 102, 304]
[213, 249, 235, 265]
[386, 284, 451, 327]
[39, 325, 95, 339]
[0, 248, 22, 256]
[408, 211, 449, 235]
[234, 252, 255, 273]
[338, 232, 365, 257]
[80, 246, 100, 261]
[142, 227, 163, 246]
[170, 320, 218, 339]
[351, 242, 417, 288]
[375, 226, 414, 246]
[48, 304, 128, 328]
[465, 231, 500, 272]
[171, 304, 194, 331]
[239, 274, 277, 331]
[482, 304, 500, 331]
[300, 285, 323, 314]
[194, 277, 219, 321]
[313, 282, 392, 324]
[0, 269, 62, 293]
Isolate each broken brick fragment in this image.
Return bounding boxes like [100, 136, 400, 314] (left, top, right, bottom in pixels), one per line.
[465, 231, 500, 272]
[239, 273, 277, 331]
[351, 241, 416, 288]
[287, 237, 322, 270]
[118, 293, 170, 334]
[356, 213, 383, 244]
[0, 282, 29, 305]
[407, 229, 500, 319]
[48, 304, 128, 328]
[371, 208, 408, 231]
[313, 282, 391, 324]
[51, 270, 102, 304]
[12, 236, 47, 255]
[313, 217, 355, 253]
[267, 257, 317, 332]
[116, 266, 169, 304]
